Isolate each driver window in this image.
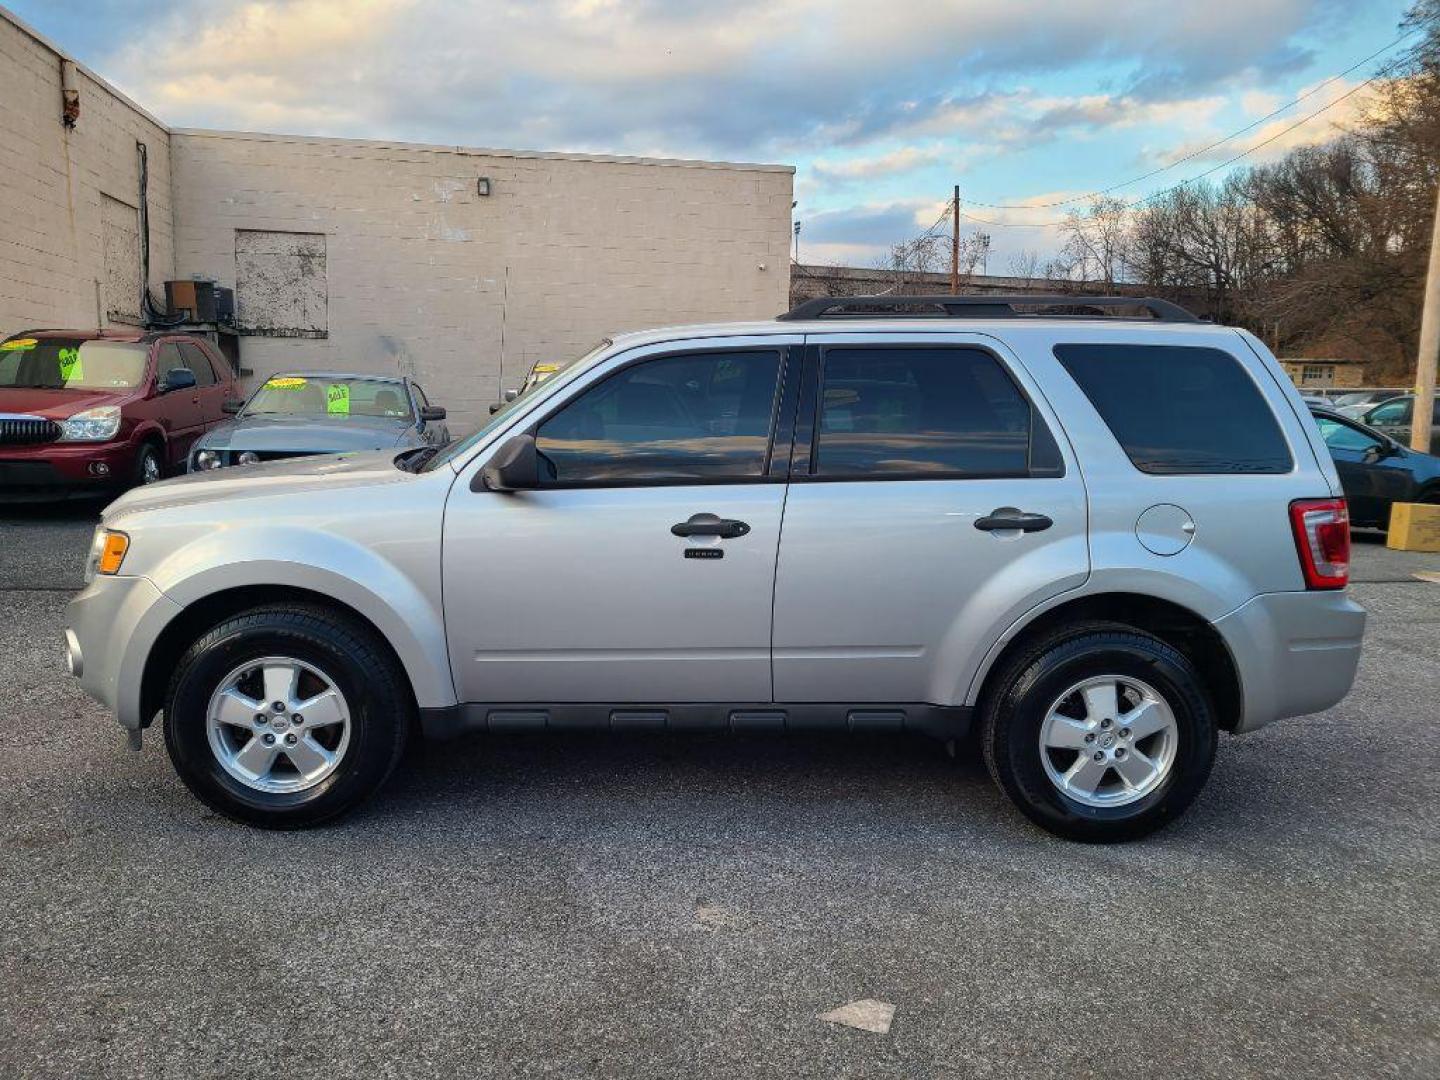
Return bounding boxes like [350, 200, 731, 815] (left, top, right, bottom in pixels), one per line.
[155, 343, 187, 383]
[535, 349, 782, 484]
[180, 343, 216, 387]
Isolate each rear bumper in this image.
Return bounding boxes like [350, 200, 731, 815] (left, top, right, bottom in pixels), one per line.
[65, 574, 183, 730]
[0, 440, 136, 499]
[1213, 590, 1367, 733]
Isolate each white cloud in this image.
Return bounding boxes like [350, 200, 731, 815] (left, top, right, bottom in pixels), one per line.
[99, 0, 1357, 159]
[1153, 76, 1378, 166]
[811, 147, 949, 182]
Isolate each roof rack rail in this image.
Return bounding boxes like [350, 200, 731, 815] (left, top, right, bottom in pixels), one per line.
[776, 294, 1200, 323]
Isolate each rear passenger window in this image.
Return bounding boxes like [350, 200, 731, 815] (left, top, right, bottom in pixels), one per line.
[813, 346, 1055, 478]
[1054, 344, 1292, 475]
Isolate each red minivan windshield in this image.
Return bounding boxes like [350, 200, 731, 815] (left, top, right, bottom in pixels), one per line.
[0, 337, 147, 390]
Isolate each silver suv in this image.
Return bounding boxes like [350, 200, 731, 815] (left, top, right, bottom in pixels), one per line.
[64, 296, 1366, 841]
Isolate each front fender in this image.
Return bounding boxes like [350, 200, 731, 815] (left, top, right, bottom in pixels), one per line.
[144, 526, 456, 710]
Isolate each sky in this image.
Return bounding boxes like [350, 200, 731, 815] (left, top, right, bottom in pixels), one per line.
[10, 0, 1418, 271]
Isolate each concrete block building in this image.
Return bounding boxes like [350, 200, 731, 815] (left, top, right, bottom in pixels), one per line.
[0, 7, 794, 424]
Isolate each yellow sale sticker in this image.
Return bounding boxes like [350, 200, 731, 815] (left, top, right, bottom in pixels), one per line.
[266, 377, 308, 389]
[1, 338, 37, 351]
[57, 346, 82, 382]
[326, 383, 350, 414]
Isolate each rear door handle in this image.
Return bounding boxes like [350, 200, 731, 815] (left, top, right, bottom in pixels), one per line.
[671, 512, 751, 539]
[974, 507, 1053, 533]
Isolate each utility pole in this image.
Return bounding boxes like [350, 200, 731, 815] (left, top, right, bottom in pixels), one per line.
[950, 185, 960, 295]
[793, 220, 802, 264]
[1412, 181, 1440, 452]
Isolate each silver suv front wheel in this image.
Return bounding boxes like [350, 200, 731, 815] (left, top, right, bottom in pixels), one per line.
[163, 604, 411, 828]
[206, 657, 352, 794]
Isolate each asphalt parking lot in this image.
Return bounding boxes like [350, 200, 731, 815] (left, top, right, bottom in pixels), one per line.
[1, 503, 1437, 1079]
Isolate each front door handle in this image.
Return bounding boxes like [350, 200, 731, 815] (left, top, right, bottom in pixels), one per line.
[671, 512, 751, 539]
[974, 507, 1053, 533]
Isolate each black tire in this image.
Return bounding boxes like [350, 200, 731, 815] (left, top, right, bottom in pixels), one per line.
[163, 604, 411, 828]
[132, 441, 163, 487]
[981, 621, 1217, 843]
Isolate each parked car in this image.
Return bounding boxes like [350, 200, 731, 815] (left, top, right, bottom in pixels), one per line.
[1, 329, 238, 500]
[64, 295, 1365, 841]
[1361, 393, 1440, 454]
[1331, 388, 1406, 418]
[188, 372, 448, 472]
[1309, 405, 1440, 527]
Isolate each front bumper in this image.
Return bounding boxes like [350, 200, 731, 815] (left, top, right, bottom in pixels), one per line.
[1213, 590, 1367, 733]
[0, 440, 136, 499]
[65, 574, 184, 730]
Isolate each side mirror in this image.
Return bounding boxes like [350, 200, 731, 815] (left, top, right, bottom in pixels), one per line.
[418, 404, 447, 422]
[474, 434, 539, 492]
[160, 367, 197, 393]
[221, 399, 243, 414]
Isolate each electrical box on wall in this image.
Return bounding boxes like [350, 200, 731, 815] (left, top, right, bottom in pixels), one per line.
[165, 279, 234, 324]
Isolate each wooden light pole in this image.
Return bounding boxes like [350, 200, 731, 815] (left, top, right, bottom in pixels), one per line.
[950, 185, 960, 295]
[1411, 181, 1440, 452]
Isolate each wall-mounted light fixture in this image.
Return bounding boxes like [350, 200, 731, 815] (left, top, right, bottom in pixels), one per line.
[477, 177, 492, 197]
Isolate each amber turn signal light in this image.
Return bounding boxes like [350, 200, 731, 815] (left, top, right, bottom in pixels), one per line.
[98, 531, 130, 575]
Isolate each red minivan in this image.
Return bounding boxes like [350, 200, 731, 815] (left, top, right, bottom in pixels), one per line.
[0, 329, 240, 500]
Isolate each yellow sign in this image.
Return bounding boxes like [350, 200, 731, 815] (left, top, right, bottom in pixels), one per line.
[326, 383, 350, 415]
[57, 346, 82, 382]
[266, 377, 308, 389]
[0, 338, 37, 351]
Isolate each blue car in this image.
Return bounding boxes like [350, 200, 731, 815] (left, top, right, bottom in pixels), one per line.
[189, 373, 449, 472]
[1310, 405, 1440, 528]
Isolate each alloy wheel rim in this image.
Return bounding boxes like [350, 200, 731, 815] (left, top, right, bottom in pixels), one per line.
[142, 454, 160, 483]
[1037, 675, 1178, 809]
[205, 656, 351, 794]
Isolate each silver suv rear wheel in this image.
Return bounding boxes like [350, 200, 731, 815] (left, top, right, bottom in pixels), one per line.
[1038, 675, 1178, 808]
[981, 621, 1217, 842]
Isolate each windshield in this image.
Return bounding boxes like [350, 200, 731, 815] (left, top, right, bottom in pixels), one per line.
[242, 376, 413, 420]
[419, 340, 611, 472]
[0, 337, 147, 390]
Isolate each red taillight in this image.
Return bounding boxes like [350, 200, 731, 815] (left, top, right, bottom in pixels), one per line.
[1289, 498, 1350, 589]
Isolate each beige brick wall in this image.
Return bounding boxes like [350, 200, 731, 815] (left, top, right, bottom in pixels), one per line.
[0, 10, 174, 334]
[171, 131, 793, 426]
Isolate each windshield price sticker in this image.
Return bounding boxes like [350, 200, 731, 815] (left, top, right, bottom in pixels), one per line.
[266, 377, 308, 390]
[57, 346, 82, 382]
[326, 384, 351, 414]
[1, 338, 37, 351]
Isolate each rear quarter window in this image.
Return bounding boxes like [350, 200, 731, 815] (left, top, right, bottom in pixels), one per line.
[1053, 343, 1293, 475]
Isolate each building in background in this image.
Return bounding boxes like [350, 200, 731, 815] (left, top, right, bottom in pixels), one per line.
[1278, 358, 1368, 389]
[0, 7, 793, 425]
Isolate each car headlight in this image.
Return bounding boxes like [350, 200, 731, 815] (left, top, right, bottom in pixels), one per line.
[236, 451, 260, 465]
[58, 406, 121, 442]
[84, 527, 130, 583]
[194, 449, 224, 470]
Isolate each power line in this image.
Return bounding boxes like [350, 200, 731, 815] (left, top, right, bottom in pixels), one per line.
[955, 39, 1421, 231]
[963, 15, 1435, 211]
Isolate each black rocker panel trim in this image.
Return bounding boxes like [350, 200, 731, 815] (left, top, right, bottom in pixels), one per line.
[419, 703, 973, 741]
